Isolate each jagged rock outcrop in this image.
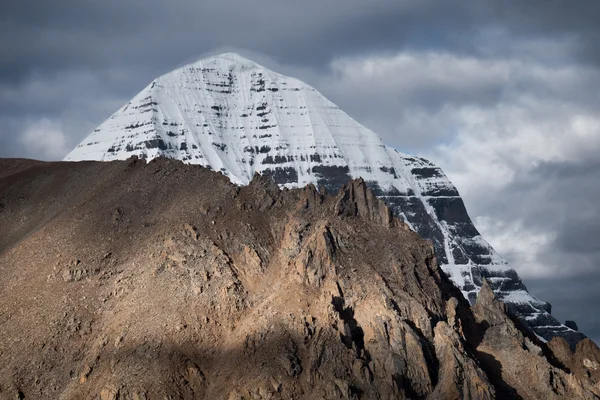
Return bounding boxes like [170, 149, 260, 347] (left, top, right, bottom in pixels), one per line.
[430, 321, 495, 399]
[334, 179, 397, 229]
[0, 158, 598, 399]
[470, 280, 600, 398]
[548, 336, 600, 386]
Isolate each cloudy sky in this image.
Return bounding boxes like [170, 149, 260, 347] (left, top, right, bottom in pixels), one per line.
[2, 0, 599, 342]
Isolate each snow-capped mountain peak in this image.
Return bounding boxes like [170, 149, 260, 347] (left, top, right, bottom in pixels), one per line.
[64, 52, 584, 345]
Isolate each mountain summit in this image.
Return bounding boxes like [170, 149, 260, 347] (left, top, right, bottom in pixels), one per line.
[64, 53, 583, 345]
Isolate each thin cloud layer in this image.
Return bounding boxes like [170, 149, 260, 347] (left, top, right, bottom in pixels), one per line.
[2, 0, 599, 342]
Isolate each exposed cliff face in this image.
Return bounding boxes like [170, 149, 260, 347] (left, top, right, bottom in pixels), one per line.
[61, 53, 582, 345]
[0, 158, 598, 399]
[548, 336, 600, 386]
[469, 280, 599, 399]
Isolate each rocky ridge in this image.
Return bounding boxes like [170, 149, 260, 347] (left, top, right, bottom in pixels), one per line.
[0, 158, 598, 399]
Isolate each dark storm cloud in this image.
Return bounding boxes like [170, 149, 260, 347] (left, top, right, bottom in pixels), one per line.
[527, 274, 600, 345]
[509, 159, 600, 273]
[2, 0, 600, 341]
[1, 0, 453, 83]
[3, 0, 600, 84]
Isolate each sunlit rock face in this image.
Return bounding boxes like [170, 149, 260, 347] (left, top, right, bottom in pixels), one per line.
[64, 52, 584, 345]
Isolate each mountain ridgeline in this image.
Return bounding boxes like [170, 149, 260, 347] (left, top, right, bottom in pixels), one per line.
[1, 158, 599, 399]
[64, 53, 582, 346]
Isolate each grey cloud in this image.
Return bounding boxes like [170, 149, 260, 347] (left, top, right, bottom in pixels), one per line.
[527, 273, 600, 346]
[0, 68, 131, 159]
[530, 160, 600, 265]
[484, 159, 600, 256]
[3, 0, 600, 153]
[3, 0, 600, 85]
[317, 51, 600, 153]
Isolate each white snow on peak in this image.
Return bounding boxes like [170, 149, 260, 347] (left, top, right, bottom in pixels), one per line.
[64, 52, 412, 191]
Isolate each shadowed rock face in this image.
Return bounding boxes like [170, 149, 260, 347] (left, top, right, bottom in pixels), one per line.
[61, 53, 584, 346]
[548, 336, 600, 386]
[0, 158, 598, 399]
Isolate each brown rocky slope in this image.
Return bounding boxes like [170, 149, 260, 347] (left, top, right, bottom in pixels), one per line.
[0, 157, 599, 399]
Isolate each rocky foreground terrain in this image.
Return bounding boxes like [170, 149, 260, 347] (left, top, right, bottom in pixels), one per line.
[0, 157, 599, 399]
